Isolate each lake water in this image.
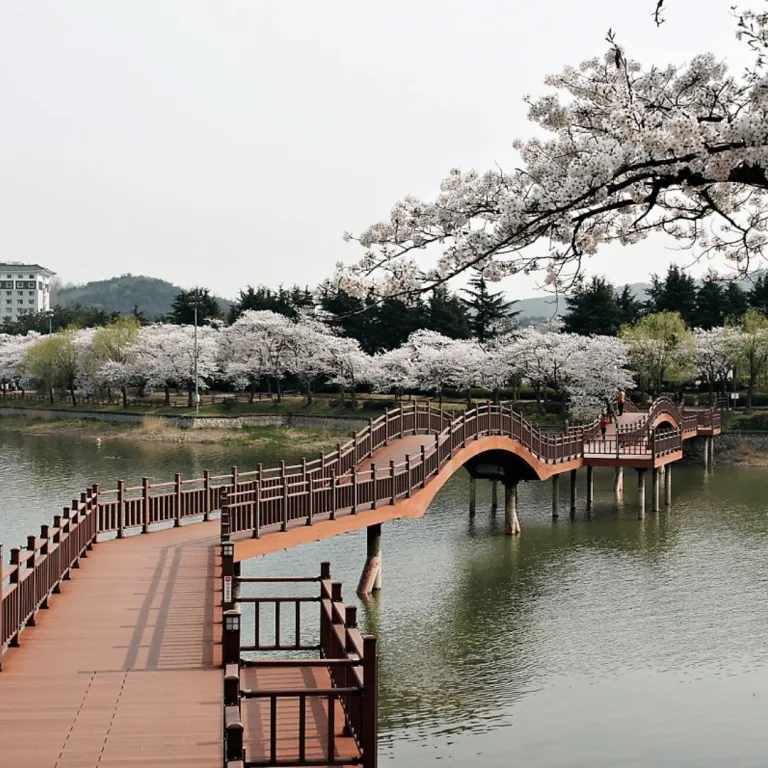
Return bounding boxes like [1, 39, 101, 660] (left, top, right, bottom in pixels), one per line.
[1, 428, 767, 767]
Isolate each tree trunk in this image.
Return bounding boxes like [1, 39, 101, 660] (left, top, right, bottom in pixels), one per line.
[535, 384, 542, 414]
[493, 387, 500, 404]
[121, 385, 128, 408]
[708, 379, 714, 407]
[187, 386, 194, 408]
[48, 386, 54, 405]
[69, 385, 77, 407]
[164, 385, 171, 406]
[747, 374, 756, 411]
[248, 381, 255, 404]
[438, 389, 443, 408]
[276, 378, 283, 403]
[465, 388, 471, 405]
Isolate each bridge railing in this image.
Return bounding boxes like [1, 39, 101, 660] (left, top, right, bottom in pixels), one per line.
[223, 562, 377, 767]
[0, 488, 99, 667]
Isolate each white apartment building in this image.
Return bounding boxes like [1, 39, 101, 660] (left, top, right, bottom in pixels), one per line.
[0, 262, 56, 324]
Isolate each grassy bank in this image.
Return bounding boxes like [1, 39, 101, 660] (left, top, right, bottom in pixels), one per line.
[0, 415, 351, 453]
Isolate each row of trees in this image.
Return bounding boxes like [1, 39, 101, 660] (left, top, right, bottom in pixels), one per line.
[4, 304, 768, 415]
[0, 311, 633, 419]
[563, 267, 768, 336]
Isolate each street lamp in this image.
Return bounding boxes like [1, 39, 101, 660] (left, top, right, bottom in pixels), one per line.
[194, 305, 199, 416]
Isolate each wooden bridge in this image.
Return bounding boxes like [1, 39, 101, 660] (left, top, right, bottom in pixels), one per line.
[0, 397, 720, 766]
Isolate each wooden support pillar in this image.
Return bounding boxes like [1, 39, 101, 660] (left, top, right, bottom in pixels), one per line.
[357, 523, 382, 597]
[704, 436, 711, 470]
[586, 466, 594, 513]
[664, 464, 672, 506]
[552, 474, 560, 520]
[504, 482, 521, 536]
[469, 475, 477, 517]
[569, 468, 577, 516]
[613, 467, 624, 501]
[491, 480, 498, 511]
[652, 467, 661, 512]
[637, 469, 647, 520]
[709, 436, 715, 467]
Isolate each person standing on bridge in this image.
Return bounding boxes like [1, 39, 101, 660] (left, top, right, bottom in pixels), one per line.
[599, 411, 610, 441]
[604, 396, 616, 423]
[616, 389, 626, 417]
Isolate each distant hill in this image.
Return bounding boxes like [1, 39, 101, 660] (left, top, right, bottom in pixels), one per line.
[54, 275, 231, 320]
[513, 281, 652, 319]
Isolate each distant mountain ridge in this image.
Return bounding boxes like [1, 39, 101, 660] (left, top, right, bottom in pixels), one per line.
[512, 282, 651, 320]
[54, 275, 231, 319]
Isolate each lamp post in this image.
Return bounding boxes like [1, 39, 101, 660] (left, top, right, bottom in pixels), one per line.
[194, 305, 199, 415]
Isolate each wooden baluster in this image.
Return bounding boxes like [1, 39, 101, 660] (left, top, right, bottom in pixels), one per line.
[203, 470, 211, 522]
[175, 473, 182, 527]
[117, 480, 125, 539]
[142, 478, 150, 534]
[280, 460, 288, 532]
[254, 464, 262, 538]
[371, 464, 377, 510]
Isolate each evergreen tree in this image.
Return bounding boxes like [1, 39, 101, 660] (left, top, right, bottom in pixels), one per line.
[366, 298, 424, 352]
[692, 275, 725, 329]
[563, 276, 621, 335]
[318, 288, 373, 350]
[646, 265, 698, 325]
[723, 281, 748, 322]
[168, 288, 221, 325]
[747, 273, 768, 315]
[460, 269, 518, 342]
[615, 285, 643, 327]
[229, 284, 313, 321]
[426, 286, 471, 339]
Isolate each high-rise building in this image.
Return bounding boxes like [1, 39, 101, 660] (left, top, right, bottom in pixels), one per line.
[0, 262, 56, 324]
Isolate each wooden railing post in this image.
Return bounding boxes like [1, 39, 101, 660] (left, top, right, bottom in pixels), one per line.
[362, 635, 379, 768]
[254, 464, 262, 538]
[203, 470, 211, 522]
[280, 460, 288, 532]
[383, 409, 389, 446]
[26, 535, 37, 626]
[220, 490, 231, 542]
[371, 464, 377, 510]
[352, 467, 358, 515]
[420, 445, 427, 488]
[174, 473, 182, 528]
[117, 480, 125, 538]
[221, 541, 235, 611]
[142, 477, 150, 534]
[331, 470, 337, 520]
[405, 455, 412, 498]
[231, 466, 239, 497]
[367, 419, 374, 457]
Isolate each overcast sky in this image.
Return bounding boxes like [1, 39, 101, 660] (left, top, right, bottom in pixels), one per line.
[0, 1, 751, 299]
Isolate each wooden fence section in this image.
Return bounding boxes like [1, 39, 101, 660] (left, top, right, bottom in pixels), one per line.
[221, 562, 377, 767]
[0, 488, 99, 669]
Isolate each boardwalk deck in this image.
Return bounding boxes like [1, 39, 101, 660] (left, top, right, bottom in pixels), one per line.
[0, 522, 222, 768]
[240, 667, 361, 766]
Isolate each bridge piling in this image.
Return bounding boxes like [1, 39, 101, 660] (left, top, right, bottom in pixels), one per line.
[552, 475, 560, 520]
[613, 467, 624, 502]
[357, 523, 382, 597]
[469, 476, 477, 517]
[664, 464, 672, 506]
[491, 480, 498, 512]
[569, 469, 577, 517]
[637, 469, 647, 520]
[586, 466, 594, 515]
[504, 482, 521, 535]
[652, 468, 661, 512]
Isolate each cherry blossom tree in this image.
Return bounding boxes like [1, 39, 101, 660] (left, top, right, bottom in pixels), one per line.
[694, 327, 738, 404]
[405, 330, 461, 406]
[134, 324, 219, 406]
[728, 307, 768, 409]
[339, 3, 768, 298]
[0, 332, 40, 393]
[369, 346, 417, 400]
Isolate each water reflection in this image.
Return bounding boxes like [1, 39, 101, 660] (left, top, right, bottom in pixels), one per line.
[3, 429, 768, 767]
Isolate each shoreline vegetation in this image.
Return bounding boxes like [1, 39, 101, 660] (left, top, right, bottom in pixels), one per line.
[0, 415, 351, 453]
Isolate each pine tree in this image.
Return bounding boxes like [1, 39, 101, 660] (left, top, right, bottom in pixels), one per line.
[563, 276, 621, 335]
[692, 276, 725, 329]
[747, 274, 768, 315]
[646, 265, 698, 325]
[615, 285, 643, 327]
[460, 269, 518, 342]
[723, 281, 748, 322]
[168, 288, 221, 325]
[426, 286, 471, 339]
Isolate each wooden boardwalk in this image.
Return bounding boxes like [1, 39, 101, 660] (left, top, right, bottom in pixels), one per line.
[0, 522, 223, 767]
